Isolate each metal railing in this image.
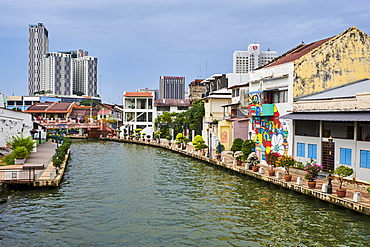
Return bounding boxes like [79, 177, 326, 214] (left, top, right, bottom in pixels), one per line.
[0, 168, 35, 183]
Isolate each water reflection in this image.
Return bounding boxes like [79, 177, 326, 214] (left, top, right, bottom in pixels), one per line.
[0, 140, 369, 246]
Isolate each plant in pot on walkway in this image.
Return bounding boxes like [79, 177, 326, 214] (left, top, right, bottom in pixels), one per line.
[233, 151, 244, 166]
[266, 151, 281, 176]
[13, 146, 29, 164]
[333, 165, 354, 197]
[278, 155, 296, 181]
[246, 152, 260, 171]
[304, 159, 322, 189]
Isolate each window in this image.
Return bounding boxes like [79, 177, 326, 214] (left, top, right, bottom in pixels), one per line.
[297, 143, 305, 157]
[340, 148, 352, 166]
[308, 144, 317, 159]
[295, 120, 320, 137]
[157, 106, 170, 111]
[323, 121, 354, 139]
[360, 150, 370, 168]
[178, 106, 188, 110]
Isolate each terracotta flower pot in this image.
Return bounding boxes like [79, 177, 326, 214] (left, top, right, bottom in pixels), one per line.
[336, 189, 347, 197]
[308, 181, 316, 189]
[237, 160, 243, 166]
[284, 174, 292, 181]
[252, 166, 259, 172]
[268, 169, 275, 176]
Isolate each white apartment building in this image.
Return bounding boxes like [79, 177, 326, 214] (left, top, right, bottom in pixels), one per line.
[73, 54, 98, 97]
[122, 92, 155, 135]
[233, 44, 277, 73]
[39, 50, 98, 97]
[41, 52, 73, 96]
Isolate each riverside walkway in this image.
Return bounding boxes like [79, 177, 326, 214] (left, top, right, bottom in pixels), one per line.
[0, 141, 68, 187]
[104, 137, 370, 216]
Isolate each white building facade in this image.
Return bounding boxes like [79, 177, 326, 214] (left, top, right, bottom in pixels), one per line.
[122, 92, 155, 135]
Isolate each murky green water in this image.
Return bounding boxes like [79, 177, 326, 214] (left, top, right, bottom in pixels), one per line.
[1, 140, 370, 246]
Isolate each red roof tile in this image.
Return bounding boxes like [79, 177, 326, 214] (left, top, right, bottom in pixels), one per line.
[124, 92, 153, 97]
[263, 37, 333, 68]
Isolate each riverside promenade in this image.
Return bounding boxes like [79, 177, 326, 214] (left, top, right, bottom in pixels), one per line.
[103, 137, 370, 216]
[0, 141, 68, 187]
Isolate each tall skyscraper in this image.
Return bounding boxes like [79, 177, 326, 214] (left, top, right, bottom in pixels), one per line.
[28, 23, 49, 95]
[233, 44, 277, 73]
[159, 76, 185, 99]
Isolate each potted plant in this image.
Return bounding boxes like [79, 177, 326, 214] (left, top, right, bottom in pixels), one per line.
[175, 133, 185, 148]
[266, 152, 281, 176]
[246, 152, 260, 171]
[13, 146, 29, 164]
[192, 135, 208, 155]
[278, 155, 296, 181]
[304, 159, 322, 189]
[333, 165, 354, 197]
[233, 151, 244, 166]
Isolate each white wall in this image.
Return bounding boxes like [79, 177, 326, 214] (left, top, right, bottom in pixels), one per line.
[0, 108, 33, 148]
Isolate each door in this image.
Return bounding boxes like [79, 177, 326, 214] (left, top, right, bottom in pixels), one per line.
[322, 141, 335, 172]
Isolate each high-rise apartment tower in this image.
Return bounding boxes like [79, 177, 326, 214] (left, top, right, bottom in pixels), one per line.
[28, 23, 49, 95]
[233, 44, 277, 73]
[159, 76, 185, 99]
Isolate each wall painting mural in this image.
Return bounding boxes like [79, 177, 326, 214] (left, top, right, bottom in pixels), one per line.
[248, 93, 289, 160]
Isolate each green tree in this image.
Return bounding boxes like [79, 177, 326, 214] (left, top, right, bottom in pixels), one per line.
[185, 99, 205, 136]
[241, 140, 255, 160]
[230, 138, 244, 153]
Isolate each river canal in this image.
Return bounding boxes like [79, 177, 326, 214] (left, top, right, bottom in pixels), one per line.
[1, 140, 370, 246]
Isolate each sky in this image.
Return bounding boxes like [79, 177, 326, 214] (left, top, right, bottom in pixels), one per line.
[0, 0, 369, 104]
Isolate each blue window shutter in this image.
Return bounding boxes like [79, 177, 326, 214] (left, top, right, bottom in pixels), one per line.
[308, 144, 317, 159]
[346, 149, 352, 166]
[360, 150, 367, 168]
[297, 143, 305, 157]
[367, 151, 370, 168]
[340, 148, 346, 165]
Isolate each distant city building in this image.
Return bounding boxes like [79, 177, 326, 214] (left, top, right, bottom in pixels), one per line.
[41, 52, 73, 96]
[188, 79, 206, 100]
[159, 76, 185, 99]
[72, 51, 98, 97]
[233, 44, 277, 73]
[28, 23, 49, 95]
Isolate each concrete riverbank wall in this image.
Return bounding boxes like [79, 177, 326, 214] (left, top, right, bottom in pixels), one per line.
[102, 137, 370, 217]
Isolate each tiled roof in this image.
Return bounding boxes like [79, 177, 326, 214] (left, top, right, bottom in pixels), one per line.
[154, 99, 191, 107]
[70, 108, 98, 118]
[47, 102, 73, 111]
[124, 92, 153, 97]
[25, 102, 76, 113]
[26, 103, 52, 111]
[263, 37, 333, 68]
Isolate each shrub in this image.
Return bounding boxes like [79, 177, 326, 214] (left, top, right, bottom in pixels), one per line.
[3, 153, 16, 165]
[7, 135, 35, 153]
[231, 138, 243, 153]
[13, 146, 29, 159]
[241, 140, 255, 159]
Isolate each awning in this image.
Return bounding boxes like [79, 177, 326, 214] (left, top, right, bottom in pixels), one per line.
[222, 102, 240, 107]
[245, 89, 276, 94]
[280, 112, 370, 121]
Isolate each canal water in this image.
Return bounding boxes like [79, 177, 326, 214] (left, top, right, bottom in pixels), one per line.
[1, 140, 370, 246]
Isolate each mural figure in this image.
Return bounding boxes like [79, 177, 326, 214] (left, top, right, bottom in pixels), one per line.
[248, 93, 289, 160]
